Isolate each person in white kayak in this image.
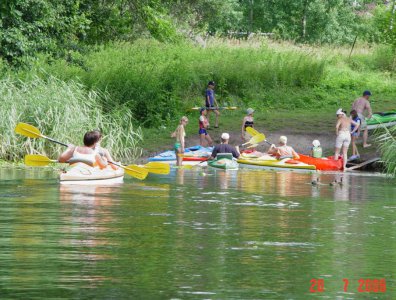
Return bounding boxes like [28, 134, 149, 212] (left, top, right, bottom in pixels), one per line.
[93, 129, 119, 170]
[58, 131, 108, 169]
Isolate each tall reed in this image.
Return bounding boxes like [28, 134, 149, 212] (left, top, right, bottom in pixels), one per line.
[0, 77, 142, 162]
[376, 125, 396, 176]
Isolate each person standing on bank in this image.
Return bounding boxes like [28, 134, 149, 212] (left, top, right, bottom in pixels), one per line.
[241, 108, 255, 142]
[352, 90, 372, 148]
[171, 116, 189, 166]
[205, 81, 220, 128]
[334, 109, 359, 171]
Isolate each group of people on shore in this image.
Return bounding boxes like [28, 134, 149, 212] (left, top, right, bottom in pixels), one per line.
[173, 81, 374, 170]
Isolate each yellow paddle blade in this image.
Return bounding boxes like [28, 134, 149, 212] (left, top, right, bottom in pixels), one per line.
[15, 123, 43, 139]
[24, 154, 56, 167]
[245, 127, 260, 137]
[242, 133, 265, 146]
[143, 162, 170, 175]
[123, 165, 149, 180]
[228, 106, 238, 110]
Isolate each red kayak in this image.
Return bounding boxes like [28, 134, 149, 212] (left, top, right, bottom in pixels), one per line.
[297, 154, 343, 171]
[183, 157, 208, 162]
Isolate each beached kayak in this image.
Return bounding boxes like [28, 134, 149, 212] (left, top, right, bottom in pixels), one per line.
[148, 145, 213, 162]
[367, 111, 396, 130]
[60, 163, 124, 185]
[238, 155, 316, 172]
[297, 154, 343, 171]
[208, 153, 238, 170]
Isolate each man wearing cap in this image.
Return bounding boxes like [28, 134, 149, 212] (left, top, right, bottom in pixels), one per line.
[210, 133, 240, 159]
[352, 90, 373, 148]
[205, 81, 220, 128]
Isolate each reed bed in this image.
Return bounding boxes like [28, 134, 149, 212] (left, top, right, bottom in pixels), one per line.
[0, 77, 142, 162]
[376, 125, 396, 176]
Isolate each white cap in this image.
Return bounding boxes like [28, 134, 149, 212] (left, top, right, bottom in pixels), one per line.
[279, 136, 287, 144]
[312, 140, 320, 147]
[336, 108, 345, 116]
[221, 133, 230, 140]
[246, 108, 255, 115]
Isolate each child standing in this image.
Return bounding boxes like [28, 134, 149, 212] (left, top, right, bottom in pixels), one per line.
[171, 116, 189, 166]
[349, 109, 361, 160]
[241, 108, 255, 142]
[199, 108, 213, 147]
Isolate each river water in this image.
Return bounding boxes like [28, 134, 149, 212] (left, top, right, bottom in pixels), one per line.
[0, 167, 395, 299]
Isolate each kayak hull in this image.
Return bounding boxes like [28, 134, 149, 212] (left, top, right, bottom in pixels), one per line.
[60, 163, 124, 185]
[208, 158, 238, 170]
[148, 145, 213, 162]
[297, 154, 343, 171]
[238, 158, 316, 172]
[367, 112, 396, 130]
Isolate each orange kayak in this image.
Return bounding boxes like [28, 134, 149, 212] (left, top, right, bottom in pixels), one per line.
[297, 154, 343, 171]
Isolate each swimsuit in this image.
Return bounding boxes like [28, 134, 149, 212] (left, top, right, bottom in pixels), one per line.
[351, 116, 361, 137]
[199, 115, 208, 135]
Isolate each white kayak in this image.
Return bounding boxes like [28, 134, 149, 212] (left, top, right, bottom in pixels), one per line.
[60, 163, 124, 185]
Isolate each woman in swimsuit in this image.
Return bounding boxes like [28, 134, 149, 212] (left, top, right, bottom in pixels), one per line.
[171, 116, 188, 166]
[241, 108, 255, 142]
[58, 131, 108, 169]
[198, 108, 213, 147]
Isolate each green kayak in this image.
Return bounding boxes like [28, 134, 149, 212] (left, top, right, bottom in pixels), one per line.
[208, 153, 239, 170]
[367, 111, 396, 130]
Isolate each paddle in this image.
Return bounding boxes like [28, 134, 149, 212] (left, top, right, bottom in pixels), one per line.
[240, 133, 266, 147]
[190, 106, 238, 111]
[141, 162, 170, 175]
[245, 127, 260, 137]
[24, 154, 149, 180]
[15, 123, 68, 147]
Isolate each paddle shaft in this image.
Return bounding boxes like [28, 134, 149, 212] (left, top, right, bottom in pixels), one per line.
[45, 136, 68, 147]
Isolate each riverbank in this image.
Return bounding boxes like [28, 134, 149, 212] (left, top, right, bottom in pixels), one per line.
[139, 106, 390, 167]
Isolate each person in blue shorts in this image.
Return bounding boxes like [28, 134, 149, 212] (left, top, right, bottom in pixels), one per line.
[205, 81, 220, 128]
[199, 108, 213, 146]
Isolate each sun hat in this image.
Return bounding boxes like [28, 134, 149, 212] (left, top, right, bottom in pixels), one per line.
[336, 108, 345, 116]
[312, 140, 320, 147]
[221, 133, 230, 140]
[246, 108, 255, 115]
[279, 136, 287, 144]
[363, 90, 371, 96]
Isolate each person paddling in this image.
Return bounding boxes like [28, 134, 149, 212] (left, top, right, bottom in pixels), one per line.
[205, 81, 220, 128]
[351, 90, 372, 148]
[334, 108, 359, 170]
[58, 131, 108, 168]
[199, 108, 213, 146]
[171, 116, 189, 166]
[210, 133, 240, 159]
[241, 108, 255, 142]
[268, 136, 300, 159]
[93, 129, 118, 170]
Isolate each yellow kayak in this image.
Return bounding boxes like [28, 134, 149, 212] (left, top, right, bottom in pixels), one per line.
[238, 155, 316, 172]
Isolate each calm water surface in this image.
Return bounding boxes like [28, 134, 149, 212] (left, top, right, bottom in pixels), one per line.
[0, 167, 395, 299]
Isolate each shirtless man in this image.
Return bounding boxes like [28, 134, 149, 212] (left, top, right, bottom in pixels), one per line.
[334, 109, 359, 170]
[268, 136, 300, 159]
[352, 90, 372, 147]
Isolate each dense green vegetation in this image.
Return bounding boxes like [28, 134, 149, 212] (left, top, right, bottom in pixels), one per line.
[0, 1, 395, 172]
[0, 77, 142, 161]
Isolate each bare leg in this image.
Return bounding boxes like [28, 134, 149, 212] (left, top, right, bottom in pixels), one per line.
[363, 129, 371, 147]
[342, 145, 348, 170]
[200, 134, 206, 146]
[176, 148, 183, 166]
[334, 147, 341, 160]
[214, 110, 220, 127]
[206, 134, 213, 147]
